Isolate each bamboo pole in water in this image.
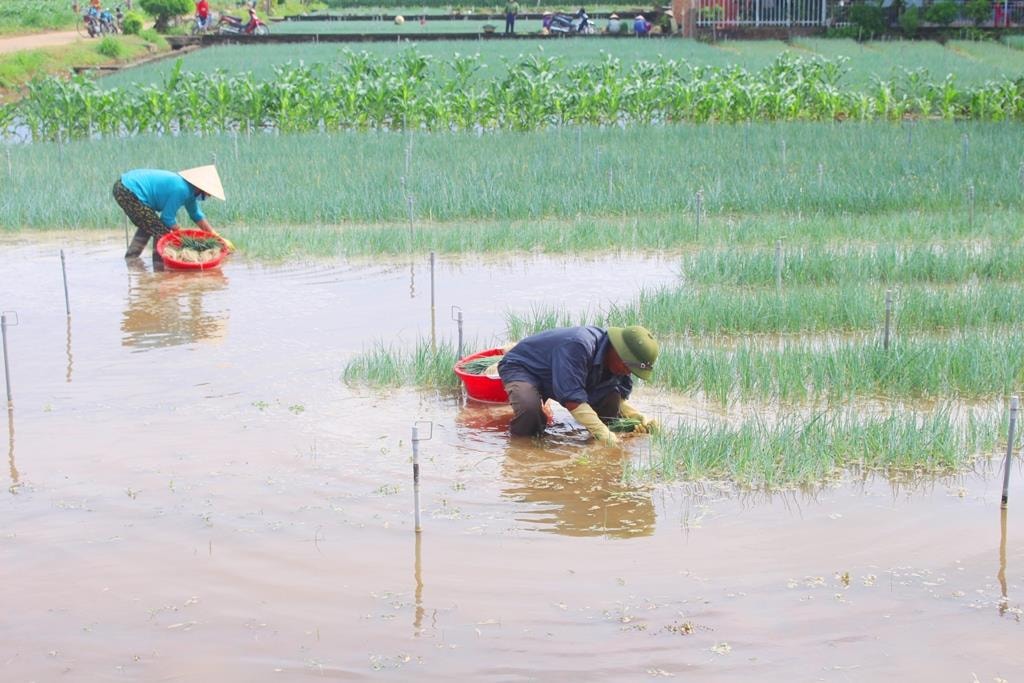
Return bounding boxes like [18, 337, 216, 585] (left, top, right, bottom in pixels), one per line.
[1, 313, 12, 408]
[60, 250, 70, 316]
[1002, 395, 1018, 508]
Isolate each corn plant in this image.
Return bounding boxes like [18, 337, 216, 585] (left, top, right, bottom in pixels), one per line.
[12, 52, 1024, 142]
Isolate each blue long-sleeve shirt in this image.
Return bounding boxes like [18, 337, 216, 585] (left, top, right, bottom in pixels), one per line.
[121, 169, 205, 227]
[498, 326, 632, 406]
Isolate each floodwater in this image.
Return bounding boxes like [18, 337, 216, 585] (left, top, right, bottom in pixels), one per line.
[1, 234, 1020, 682]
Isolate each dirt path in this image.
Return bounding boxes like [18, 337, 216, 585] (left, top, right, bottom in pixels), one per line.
[0, 30, 81, 55]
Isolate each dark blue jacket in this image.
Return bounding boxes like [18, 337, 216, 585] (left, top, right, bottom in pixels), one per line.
[498, 326, 632, 406]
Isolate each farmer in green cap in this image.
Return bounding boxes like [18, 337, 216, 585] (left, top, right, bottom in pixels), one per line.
[497, 325, 659, 445]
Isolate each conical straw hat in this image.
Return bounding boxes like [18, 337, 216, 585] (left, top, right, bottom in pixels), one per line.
[178, 165, 225, 201]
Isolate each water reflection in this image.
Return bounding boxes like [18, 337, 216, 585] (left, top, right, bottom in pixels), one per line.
[456, 403, 656, 537]
[413, 532, 424, 636]
[7, 409, 17, 493]
[65, 316, 73, 383]
[997, 507, 1017, 620]
[501, 442, 656, 538]
[121, 264, 230, 350]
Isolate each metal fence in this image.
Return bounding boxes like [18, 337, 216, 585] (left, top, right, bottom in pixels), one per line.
[694, 0, 832, 26]
[694, 0, 1024, 29]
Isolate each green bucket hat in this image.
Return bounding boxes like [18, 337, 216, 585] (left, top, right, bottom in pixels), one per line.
[607, 325, 658, 380]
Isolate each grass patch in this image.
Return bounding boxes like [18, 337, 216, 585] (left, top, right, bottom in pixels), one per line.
[342, 338, 460, 388]
[0, 0, 76, 35]
[632, 405, 1005, 487]
[684, 243, 1024, 287]
[657, 334, 1024, 403]
[506, 282, 1024, 337]
[0, 36, 162, 98]
[2, 121, 1023, 228]
[97, 38, 1024, 89]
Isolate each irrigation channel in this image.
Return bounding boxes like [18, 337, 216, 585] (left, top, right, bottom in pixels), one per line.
[0, 234, 1020, 680]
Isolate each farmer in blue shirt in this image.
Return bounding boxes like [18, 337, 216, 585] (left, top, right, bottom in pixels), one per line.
[497, 325, 659, 445]
[113, 165, 231, 263]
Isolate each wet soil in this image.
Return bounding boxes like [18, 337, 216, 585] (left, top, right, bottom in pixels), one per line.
[1, 234, 1020, 681]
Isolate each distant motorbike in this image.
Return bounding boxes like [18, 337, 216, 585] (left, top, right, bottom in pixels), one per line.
[98, 7, 119, 33]
[217, 8, 270, 35]
[549, 11, 594, 35]
[81, 7, 101, 37]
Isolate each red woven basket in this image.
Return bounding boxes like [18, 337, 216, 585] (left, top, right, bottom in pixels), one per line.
[454, 348, 509, 403]
[156, 229, 229, 271]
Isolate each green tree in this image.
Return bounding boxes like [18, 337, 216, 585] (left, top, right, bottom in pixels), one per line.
[924, 0, 960, 26]
[139, 0, 191, 32]
[849, 2, 887, 39]
[964, 0, 993, 25]
[899, 5, 921, 35]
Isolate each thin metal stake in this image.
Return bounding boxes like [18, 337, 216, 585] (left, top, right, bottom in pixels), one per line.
[695, 190, 703, 239]
[607, 168, 613, 196]
[5, 147, 11, 178]
[411, 421, 433, 533]
[405, 134, 412, 177]
[774, 240, 783, 290]
[780, 138, 786, 167]
[962, 132, 969, 162]
[407, 193, 416, 247]
[817, 162, 824, 188]
[60, 249, 70, 316]
[451, 305, 464, 360]
[968, 183, 975, 230]
[1, 313, 12, 408]
[883, 289, 893, 351]
[429, 252, 436, 354]
[1002, 395, 1019, 508]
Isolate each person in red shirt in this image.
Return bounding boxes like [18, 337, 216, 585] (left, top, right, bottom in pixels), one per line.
[195, 0, 210, 29]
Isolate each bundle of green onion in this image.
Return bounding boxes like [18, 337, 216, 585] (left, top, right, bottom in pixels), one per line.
[459, 354, 503, 375]
[608, 417, 643, 433]
[178, 235, 224, 252]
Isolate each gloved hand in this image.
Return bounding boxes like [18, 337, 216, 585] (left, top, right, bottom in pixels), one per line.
[570, 403, 619, 446]
[542, 399, 554, 426]
[501, 341, 517, 353]
[620, 400, 658, 434]
[211, 230, 235, 252]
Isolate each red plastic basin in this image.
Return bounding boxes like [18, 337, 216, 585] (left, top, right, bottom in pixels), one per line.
[156, 229, 229, 271]
[454, 348, 509, 403]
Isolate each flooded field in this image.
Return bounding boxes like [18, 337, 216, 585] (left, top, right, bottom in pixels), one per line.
[1, 234, 1020, 681]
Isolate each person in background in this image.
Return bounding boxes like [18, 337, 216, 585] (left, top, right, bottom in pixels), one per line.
[113, 165, 231, 265]
[504, 0, 520, 34]
[541, 10, 554, 33]
[195, 0, 210, 30]
[633, 13, 651, 36]
[498, 325, 660, 445]
[575, 6, 591, 32]
[606, 12, 622, 33]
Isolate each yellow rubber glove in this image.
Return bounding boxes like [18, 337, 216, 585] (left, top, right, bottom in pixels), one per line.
[620, 400, 658, 434]
[211, 230, 235, 252]
[570, 403, 619, 445]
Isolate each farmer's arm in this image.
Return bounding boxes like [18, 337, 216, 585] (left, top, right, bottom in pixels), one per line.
[185, 192, 235, 251]
[551, 343, 618, 445]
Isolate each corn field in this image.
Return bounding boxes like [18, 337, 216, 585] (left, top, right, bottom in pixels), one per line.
[6, 51, 1024, 142]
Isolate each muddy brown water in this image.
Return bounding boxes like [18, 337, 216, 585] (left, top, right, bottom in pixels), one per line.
[1, 234, 1021, 681]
